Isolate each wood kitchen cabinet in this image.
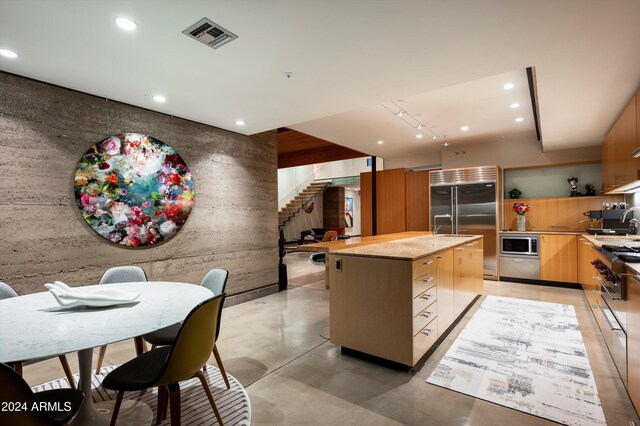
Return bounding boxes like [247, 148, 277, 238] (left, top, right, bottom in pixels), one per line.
[453, 239, 483, 315]
[328, 236, 483, 366]
[600, 90, 639, 193]
[627, 268, 640, 412]
[577, 236, 598, 308]
[540, 234, 577, 283]
[436, 249, 454, 336]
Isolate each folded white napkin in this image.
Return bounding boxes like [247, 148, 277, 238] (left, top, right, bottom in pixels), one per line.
[45, 281, 140, 308]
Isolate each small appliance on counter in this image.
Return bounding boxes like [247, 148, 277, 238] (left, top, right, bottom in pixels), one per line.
[586, 209, 634, 235]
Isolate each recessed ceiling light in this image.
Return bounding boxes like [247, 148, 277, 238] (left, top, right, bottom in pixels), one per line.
[235, 120, 245, 126]
[432, 136, 438, 140]
[443, 142, 449, 147]
[504, 83, 514, 90]
[417, 124, 422, 130]
[417, 134, 423, 139]
[515, 117, 524, 122]
[377, 140, 384, 145]
[460, 126, 469, 132]
[115, 17, 137, 31]
[0, 48, 18, 58]
[397, 111, 404, 117]
[510, 103, 520, 109]
[152, 95, 166, 103]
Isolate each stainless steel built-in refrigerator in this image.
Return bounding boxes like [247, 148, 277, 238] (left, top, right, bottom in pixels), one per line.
[429, 166, 499, 277]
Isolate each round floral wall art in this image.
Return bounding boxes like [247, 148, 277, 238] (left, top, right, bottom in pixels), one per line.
[74, 133, 195, 247]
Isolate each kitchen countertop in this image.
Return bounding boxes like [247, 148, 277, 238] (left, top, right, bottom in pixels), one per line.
[329, 234, 482, 261]
[295, 231, 432, 253]
[501, 230, 586, 235]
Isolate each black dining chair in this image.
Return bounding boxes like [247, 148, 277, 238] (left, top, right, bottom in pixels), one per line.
[142, 269, 231, 389]
[93, 266, 148, 374]
[102, 294, 226, 426]
[0, 361, 84, 426]
[0, 282, 77, 389]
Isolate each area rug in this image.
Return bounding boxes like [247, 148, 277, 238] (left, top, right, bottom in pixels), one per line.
[33, 363, 251, 425]
[426, 296, 606, 426]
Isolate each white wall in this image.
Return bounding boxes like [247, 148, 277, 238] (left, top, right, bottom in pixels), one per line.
[441, 138, 600, 169]
[277, 157, 383, 204]
[344, 189, 361, 236]
[383, 137, 600, 170]
[383, 147, 442, 170]
[505, 164, 602, 198]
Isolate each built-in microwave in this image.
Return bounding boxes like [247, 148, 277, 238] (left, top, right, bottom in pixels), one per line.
[500, 234, 539, 256]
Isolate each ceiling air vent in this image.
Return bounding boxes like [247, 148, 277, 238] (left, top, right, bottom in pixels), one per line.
[182, 18, 238, 50]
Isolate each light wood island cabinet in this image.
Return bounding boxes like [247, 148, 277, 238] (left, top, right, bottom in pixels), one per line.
[328, 234, 483, 366]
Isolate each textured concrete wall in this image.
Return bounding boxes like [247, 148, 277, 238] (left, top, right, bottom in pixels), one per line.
[0, 72, 278, 296]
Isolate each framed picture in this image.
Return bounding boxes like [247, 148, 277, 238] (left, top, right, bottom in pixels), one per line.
[345, 197, 354, 228]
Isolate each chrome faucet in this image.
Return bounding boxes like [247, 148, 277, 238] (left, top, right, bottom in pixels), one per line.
[621, 207, 640, 222]
[433, 214, 452, 235]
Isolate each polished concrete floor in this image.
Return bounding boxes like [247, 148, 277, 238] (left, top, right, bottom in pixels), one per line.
[22, 254, 640, 425]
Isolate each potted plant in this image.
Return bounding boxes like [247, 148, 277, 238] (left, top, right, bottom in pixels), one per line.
[513, 202, 532, 232]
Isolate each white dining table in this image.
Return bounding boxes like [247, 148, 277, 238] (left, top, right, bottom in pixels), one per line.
[0, 281, 214, 425]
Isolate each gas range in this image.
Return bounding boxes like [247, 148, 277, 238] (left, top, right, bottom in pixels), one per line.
[599, 245, 640, 266]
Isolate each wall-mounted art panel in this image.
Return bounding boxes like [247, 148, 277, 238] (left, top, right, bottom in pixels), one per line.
[74, 133, 195, 247]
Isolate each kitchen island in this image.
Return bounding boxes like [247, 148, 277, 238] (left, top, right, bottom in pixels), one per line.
[328, 234, 483, 366]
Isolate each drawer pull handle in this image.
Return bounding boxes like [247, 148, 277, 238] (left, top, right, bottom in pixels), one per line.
[421, 329, 433, 336]
[466, 243, 477, 246]
[592, 276, 601, 281]
[584, 243, 593, 246]
[550, 225, 568, 228]
[422, 260, 434, 265]
[592, 289, 601, 294]
[423, 277, 434, 283]
[456, 247, 465, 251]
[421, 311, 433, 318]
[436, 256, 443, 259]
[420, 293, 432, 300]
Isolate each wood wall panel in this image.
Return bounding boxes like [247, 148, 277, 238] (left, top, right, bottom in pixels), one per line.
[503, 195, 623, 232]
[377, 169, 407, 234]
[360, 172, 372, 236]
[615, 96, 637, 186]
[405, 170, 430, 231]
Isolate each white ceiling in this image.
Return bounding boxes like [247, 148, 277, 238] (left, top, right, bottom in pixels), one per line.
[1, 0, 639, 159]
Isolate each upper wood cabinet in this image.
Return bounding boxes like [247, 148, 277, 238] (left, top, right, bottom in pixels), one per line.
[601, 90, 639, 193]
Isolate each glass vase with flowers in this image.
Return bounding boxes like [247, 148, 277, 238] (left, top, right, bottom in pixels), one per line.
[513, 202, 532, 232]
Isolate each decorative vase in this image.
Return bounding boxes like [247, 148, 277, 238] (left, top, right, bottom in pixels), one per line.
[517, 215, 526, 232]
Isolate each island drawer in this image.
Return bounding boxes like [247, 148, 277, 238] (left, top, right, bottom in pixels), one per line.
[412, 255, 436, 279]
[413, 304, 438, 336]
[413, 321, 438, 362]
[413, 285, 437, 315]
[412, 274, 436, 298]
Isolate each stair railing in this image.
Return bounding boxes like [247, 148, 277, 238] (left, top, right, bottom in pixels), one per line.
[278, 163, 332, 210]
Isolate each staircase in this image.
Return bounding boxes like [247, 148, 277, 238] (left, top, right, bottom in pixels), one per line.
[278, 181, 331, 228]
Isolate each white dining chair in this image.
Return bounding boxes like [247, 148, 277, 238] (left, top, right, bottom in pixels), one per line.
[93, 266, 148, 374]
